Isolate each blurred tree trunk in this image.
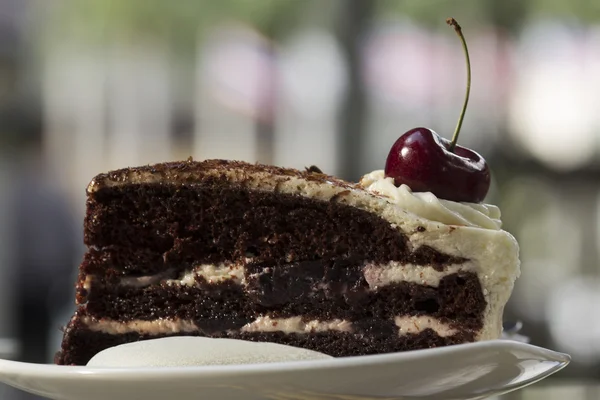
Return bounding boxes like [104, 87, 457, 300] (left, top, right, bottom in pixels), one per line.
[483, 0, 529, 166]
[483, 0, 529, 35]
[255, 37, 276, 166]
[336, 0, 373, 181]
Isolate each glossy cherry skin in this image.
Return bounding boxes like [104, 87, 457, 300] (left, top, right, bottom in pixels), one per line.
[384, 127, 490, 203]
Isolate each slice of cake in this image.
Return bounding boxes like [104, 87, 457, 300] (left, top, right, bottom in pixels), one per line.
[55, 159, 520, 365]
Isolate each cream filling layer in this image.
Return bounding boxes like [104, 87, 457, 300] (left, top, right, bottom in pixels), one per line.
[81, 316, 198, 335]
[165, 263, 246, 286]
[80, 316, 460, 338]
[100, 261, 469, 290]
[84, 260, 500, 341]
[240, 316, 353, 334]
[81, 263, 247, 290]
[363, 262, 467, 288]
[394, 316, 457, 337]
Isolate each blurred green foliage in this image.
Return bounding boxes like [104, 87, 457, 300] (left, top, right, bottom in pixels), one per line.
[43, 0, 600, 50]
[379, 0, 599, 25]
[44, 0, 308, 52]
[528, 0, 600, 22]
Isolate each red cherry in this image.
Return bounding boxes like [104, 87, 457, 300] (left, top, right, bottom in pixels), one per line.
[384, 127, 490, 203]
[384, 18, 489, 203]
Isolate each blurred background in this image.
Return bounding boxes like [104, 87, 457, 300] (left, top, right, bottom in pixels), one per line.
[0, 0, 599, 398]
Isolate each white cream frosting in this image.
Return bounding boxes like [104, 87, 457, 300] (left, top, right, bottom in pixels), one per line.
[82, 317, 198, 335]
[166, 263, 245, 286]
[118, 270, 175, 288]
[241, 316, 353, 334]
[108, 259, 486, 294]
[359, 170, 501, 230]
[81, 315, 463, 338]
[363, 262, 465, 288]
[86, 337, 332, 367]
[107, 261, 463, 289]
[394, 316, 457, 338]
[95, 263, 247, 288]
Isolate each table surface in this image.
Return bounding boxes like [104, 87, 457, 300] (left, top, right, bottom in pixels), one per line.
[0, 380, 596, 399]
[491, 381, 600, 400]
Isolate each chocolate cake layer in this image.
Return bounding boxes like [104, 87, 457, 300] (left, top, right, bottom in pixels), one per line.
[56, 322, 474, 366]
[83, 272, 485, 330]
[83, 184, 466, 275]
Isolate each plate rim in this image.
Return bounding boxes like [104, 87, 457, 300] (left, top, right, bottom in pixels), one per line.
[0, 339, 571, 379]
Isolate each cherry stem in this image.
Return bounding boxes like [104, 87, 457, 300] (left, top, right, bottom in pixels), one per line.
[446, 18, 471, 152]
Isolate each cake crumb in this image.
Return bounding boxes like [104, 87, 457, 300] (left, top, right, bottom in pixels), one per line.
[330, 190, 351, 202]
[305, 165, 323, 174]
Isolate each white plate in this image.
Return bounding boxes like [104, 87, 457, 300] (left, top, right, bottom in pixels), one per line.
[0, 340, 569, 400]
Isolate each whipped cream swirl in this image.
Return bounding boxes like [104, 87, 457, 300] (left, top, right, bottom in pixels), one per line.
[86, 337, 332, 367]
[359, 170, 501, 230]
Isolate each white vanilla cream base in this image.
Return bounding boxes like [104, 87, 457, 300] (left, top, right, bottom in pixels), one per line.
[241, 316, 353, 334]
[87, 337, 333, 367]
[394, 316, 457, 338]
[166, 263, 246, 286]
[80, 315, 469, 339]
[85, 261, 467, 290]
[82, 316, 198, 335]
[96, 258, 490, 293]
